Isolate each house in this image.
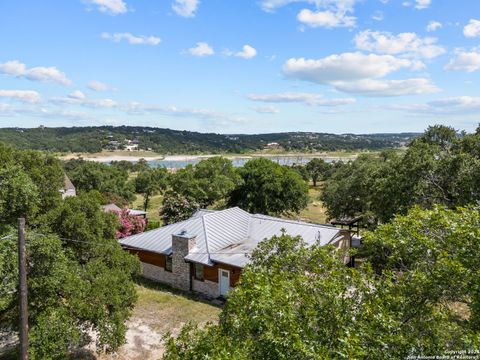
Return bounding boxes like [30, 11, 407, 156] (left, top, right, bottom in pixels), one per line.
[120, 207, 351, 298]
[101, 203, 148, 220]
[59, 175, 76, 199]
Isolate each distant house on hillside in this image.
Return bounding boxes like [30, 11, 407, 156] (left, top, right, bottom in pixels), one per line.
[60, 175, 76, 199]
[265, 142, 281, 150]
[120, 207, 351, 298]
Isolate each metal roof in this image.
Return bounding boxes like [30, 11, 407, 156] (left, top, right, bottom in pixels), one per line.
[120, 207, 345, 267]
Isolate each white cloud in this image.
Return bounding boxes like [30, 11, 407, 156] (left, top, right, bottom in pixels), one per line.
[414, 0, 431, 9]
[371, 11, 384, 21]
[235, 45, 257, 59]
[51, 91, 117, 108]
[445, 51, 480, 72]
[172, 0, 200, 18]
[82, 0, 127, 15]
[252, 106, 280, 114]
[88, 80, 109, 91]
[101, 32, 161, 45]
[463, 19, 480, 38]
[0, 90, 41, 103]
[0, 60, 71, 86]
[333, 78, 440, 96]
[426, 21, 442, 32]
[389, 96, 480, 115]
[188, 42, 214, 57]
[297, 8, 355, 28]
[260, 0, 358, 28]
[283, 53, 422, 84]
[247, 92, 356, 106]
[354, 30, 445, 59]
[224, 45, 257, 59]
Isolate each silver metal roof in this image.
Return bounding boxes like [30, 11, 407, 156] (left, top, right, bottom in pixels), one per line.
[120, 207, 345, 267]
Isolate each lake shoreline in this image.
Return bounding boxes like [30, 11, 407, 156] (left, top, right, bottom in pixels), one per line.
[60, 152, 360, 163]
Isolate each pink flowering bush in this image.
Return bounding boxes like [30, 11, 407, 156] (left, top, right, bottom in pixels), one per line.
[115, 208, 146, 239]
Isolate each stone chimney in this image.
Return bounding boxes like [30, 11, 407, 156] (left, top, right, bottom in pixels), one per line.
[171, 231, 196, 291]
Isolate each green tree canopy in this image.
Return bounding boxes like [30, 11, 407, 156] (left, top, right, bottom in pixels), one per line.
[228, 158, 308, 216]
[305, 158, 330, 186]
[321, 125, 480, 224]
[134, 168, 169, 211]
[171, 157, 240, 207]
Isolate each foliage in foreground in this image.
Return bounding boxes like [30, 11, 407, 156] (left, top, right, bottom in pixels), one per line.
[164, 206, 480, 359]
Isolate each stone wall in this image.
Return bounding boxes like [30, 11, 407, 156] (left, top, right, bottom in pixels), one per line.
[141, 262, 175, 286]
[192, 279, 219, 298]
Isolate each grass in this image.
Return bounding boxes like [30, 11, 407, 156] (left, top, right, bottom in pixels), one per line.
[133, 278, 221, 333]
[285, 185, 328, 224]
[131, 194, 164, 223]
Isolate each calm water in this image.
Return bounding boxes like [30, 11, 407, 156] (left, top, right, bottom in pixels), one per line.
[147, 156, 343, 169]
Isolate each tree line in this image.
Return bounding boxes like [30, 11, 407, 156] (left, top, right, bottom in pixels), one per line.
[0, 126, 418, 154]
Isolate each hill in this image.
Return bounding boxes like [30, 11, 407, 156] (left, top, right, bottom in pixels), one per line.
[0, 126, 419, 154]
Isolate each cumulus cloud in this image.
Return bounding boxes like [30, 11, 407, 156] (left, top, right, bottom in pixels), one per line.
[224, 45, 257, 59]
[445, 51, 480, 72]
[283, 53, 422, 84]
[82, 0, 127, 15]
[464, 19, 480, 38]
[297, 8, 355, 28]
[101, 32, 161, 45]
[252, 105, 280, 114]
[0, 90, 41, 103]
[88, 80, 109, 91]
[172, 0, 200, 18]
[188, 42, 214, 57]
[0, 60, 71, 86]
[260, 0, 358, 28]
[354, 30, 445, 59]
[389, 96, 480, 115]
[247, 92, 356, 106]
[333, 78, 440, 96]
[426, 21, 442, 32]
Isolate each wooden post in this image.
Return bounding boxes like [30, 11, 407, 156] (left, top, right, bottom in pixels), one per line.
[18, 218, 28, 360]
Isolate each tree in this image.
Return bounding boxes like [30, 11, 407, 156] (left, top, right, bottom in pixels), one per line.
[160, 190, 199, 225]
[0, 165, 40, 225]
[64, 158, 135, 204]
[321, 125, 480, 225]
[229, 158, 308, 216]
[134, 168, 169, 211]
[164, 207, 480, 359]
[0, 231, 140, 359]
[172, 157, 240, 207]
[305, 158, 329, 186]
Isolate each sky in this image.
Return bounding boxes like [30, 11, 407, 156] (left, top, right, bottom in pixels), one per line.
[0, 0, 479, 134]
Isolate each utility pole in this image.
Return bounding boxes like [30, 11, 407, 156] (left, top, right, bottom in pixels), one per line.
[18, 218, 28, 360]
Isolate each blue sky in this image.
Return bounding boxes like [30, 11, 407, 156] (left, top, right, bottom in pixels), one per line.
[0, 0, 479, 134]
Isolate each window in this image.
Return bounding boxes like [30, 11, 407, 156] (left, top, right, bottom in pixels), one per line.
[165, 255, 172, 272]
[194, 263, 204, 281]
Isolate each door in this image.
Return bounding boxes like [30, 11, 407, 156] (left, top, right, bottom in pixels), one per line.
[218, 269, 230, 296]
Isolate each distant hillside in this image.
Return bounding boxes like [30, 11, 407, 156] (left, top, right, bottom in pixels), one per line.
[0, 126, 420, 154]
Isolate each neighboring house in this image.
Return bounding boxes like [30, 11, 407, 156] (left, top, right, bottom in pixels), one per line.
[120, 207, 351, 298]
[59, 175, 76, 199]
[101, 203, 148, 220]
